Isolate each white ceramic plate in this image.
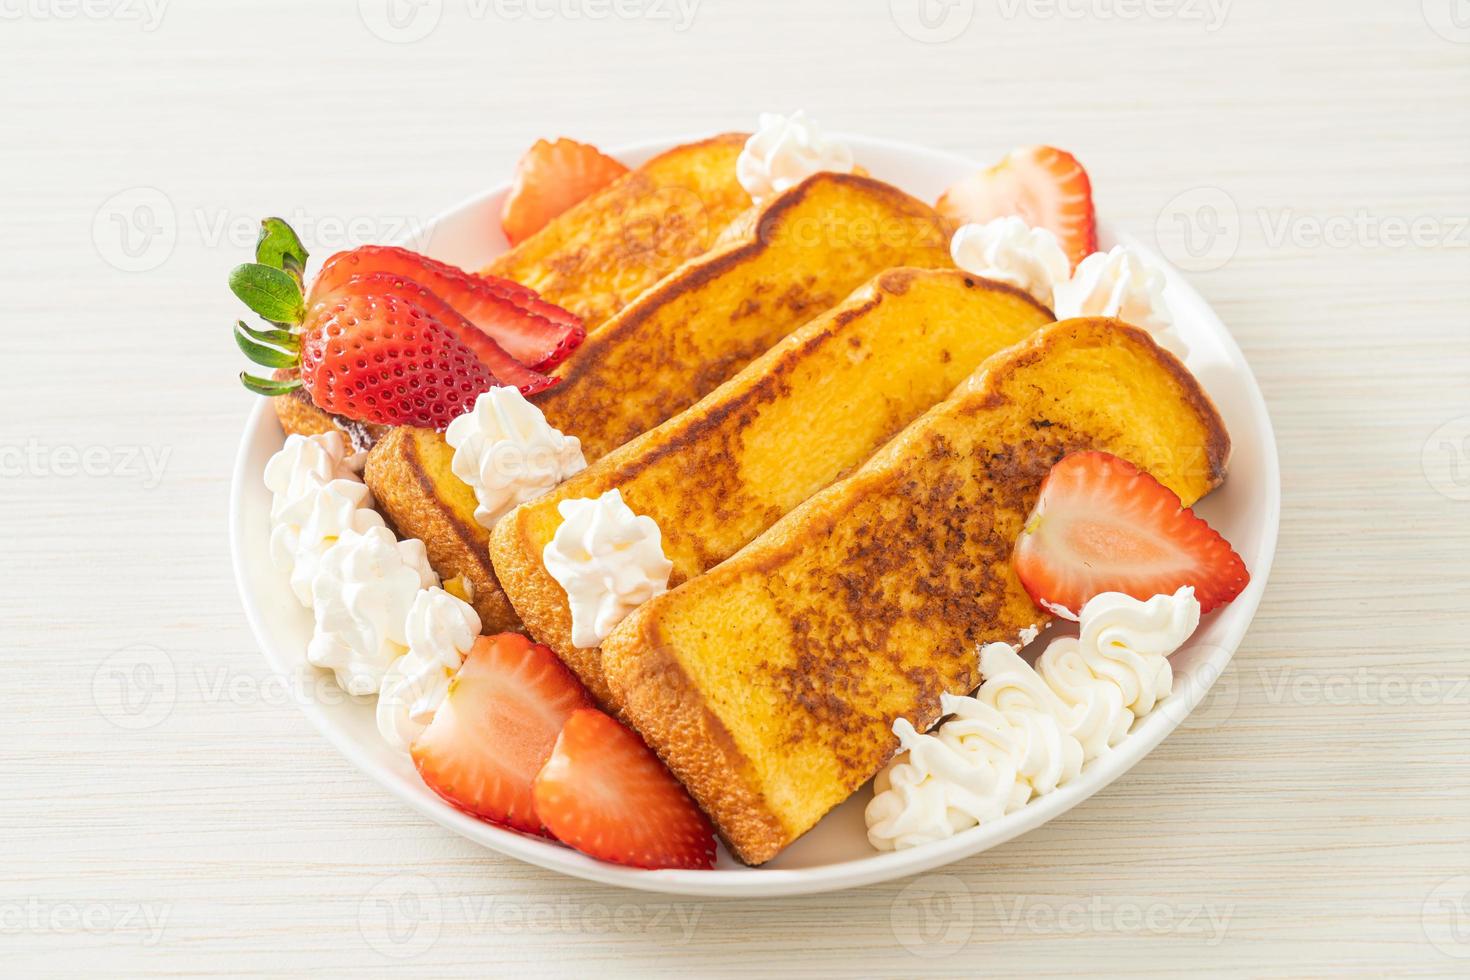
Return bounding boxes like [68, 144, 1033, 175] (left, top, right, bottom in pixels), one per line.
[230, 134, 1280, 898]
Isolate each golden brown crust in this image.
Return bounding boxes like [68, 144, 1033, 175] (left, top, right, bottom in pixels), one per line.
[271, 388, 387, 453]
[534, 171, 956, 461]
[363, 427, 521, 633]
[490, 269, 1055, 710]
[600, 318, 1232, 865]
[485, 133, 753, 330]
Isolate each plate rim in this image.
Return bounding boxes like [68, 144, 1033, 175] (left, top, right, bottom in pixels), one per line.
[229, 132, 1281, 898]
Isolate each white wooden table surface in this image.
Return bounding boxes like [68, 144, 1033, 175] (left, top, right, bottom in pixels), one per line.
[3, 0, 1467, 974]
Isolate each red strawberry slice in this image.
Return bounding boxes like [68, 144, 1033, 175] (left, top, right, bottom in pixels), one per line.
[1012, 451, 1249, 619]
[310, 245, 585, 370]
[298, 288, 494, 430]
[937, 145, 1098, 268]
[311, 271, 556, 397]
[411, 633, 592, 835]
[501, 138, 630, 248]
[533, 708, 716, 870]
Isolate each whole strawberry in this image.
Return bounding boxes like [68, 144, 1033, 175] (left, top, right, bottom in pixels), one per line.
[298, 289, 494, 428]
[230, 218, 562, 430]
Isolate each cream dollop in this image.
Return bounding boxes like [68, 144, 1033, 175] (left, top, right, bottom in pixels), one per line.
[950, 217, 1070, 306]
[1037, 587, 1200, 760]
[307, 526, 438, 696]
[866, 591, 1201, 851]
[263, 433, 381, 607]
[736, 110, 854, 203]
[445, 387, 586, 530]
[377, 587, 482, 753]
[1052, 245, 1187, 359]
[542, 488, 673, 648]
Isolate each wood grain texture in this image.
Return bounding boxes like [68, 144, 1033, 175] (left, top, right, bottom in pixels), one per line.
[1, 0, 1466, 975]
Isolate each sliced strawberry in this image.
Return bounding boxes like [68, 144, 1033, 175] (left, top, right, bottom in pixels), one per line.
[310, 245, 585, 370]
[411, 633, 592, 835]
[311, 272, 556, 397]
[1012, 451, 1249, 619]
[937, 145, 1098, 268]
[297, 289, 493, 429]
[501, 138, 629, 248]
[533, 708, 716, 870]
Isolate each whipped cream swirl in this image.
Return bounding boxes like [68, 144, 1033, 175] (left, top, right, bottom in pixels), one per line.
[445, 387, 586, 530]
[377, 587, 482, 752]
[736, 110, 855, 203]
[264, 432, 381, 607]
[950, 217, 1070, 306]
[542, 488, 673, 648]
[1037, 588, 1200, 760]
[1052, 245, 1187, 359]
[866, 589, 1201, 852]
[307, 525, 438, 696]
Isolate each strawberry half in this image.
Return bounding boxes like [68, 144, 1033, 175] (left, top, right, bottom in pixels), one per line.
[937, 145, 1098, 269]
[297, 288, 493, 429]
[411, 633, 592, 835]
[501, 138, 629, 248]
[311, 271, 556, 397]
[1012, 451, 1249, 619]
[533, 708, 716, 871]
[311, 245, 585, 371]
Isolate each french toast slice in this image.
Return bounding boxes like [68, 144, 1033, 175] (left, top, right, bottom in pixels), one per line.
[490, 269, 1055, 705]
[362, 427, 520, 632]
[599, 319, 1230, 865]
[535, 172, 956, 462]
[484, 133, 753, 330]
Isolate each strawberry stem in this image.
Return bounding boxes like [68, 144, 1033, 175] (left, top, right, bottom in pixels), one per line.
[255, 217, 309, 290]
[239, 372, 301, 397]
[234, 320, 300, 369]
